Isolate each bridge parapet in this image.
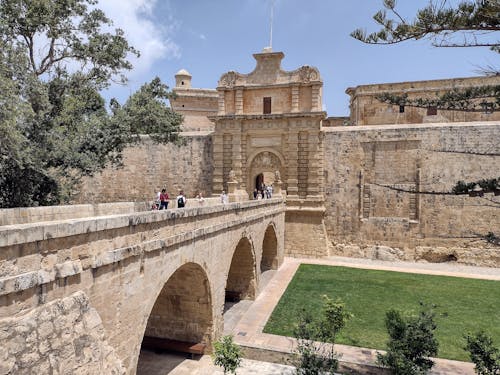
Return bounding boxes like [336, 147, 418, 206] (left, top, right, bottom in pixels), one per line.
[0, 198, 285, 316]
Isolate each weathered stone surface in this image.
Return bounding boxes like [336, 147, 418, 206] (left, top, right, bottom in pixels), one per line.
[0, 199, 285, 374]
[0, 291, 124, 374]
[346, 75, 500, 126]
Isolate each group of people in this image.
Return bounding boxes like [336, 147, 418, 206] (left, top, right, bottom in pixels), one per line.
[151, 189, 186, 210]
[253, 184, 273, 200]
[152, 184, 273, 211]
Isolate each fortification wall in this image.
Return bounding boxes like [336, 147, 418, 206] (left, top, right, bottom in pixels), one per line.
[76, 132, 213, 204]
[323, 121, 500, 266]
[347, 75, 500, 126]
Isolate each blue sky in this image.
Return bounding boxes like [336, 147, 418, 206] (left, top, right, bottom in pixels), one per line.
[99, 0, 499, 116]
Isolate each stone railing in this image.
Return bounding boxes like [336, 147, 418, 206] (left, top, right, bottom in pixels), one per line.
[0, 197, 227, 226]
[0, 198, 285, 317]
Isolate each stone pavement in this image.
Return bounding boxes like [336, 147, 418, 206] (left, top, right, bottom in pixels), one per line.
[137, 350, 295, 374]
[231, 256, 500, 375]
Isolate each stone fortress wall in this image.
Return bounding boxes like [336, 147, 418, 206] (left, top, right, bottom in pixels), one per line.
[76, 132, 213, 203]
[347, 75, 500, 126]
[324, 121, 499, 266]
[77, 50, 500, 266]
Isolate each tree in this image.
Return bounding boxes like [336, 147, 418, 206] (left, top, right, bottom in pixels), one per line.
[292, 296, 352, 374]
[352, 0, 499, 51]
[351, 0, 500, 111]
[377, 304, 439, 375]
[0, 0, 182, 208]
[465, 331, 500, 375]
[212, 335, 242, 374]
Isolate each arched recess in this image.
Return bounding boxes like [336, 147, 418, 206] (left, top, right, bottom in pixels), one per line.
[246, 149, 286, 196]
[260, 224, 278, 272]
[225, 237, 257, 301]
[137, 262, 213, 366]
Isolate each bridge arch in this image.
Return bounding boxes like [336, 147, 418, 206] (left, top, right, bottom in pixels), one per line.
[225, 236, 257, 301]
[137, 262, 213, 370]
[260, 223, 279, 272]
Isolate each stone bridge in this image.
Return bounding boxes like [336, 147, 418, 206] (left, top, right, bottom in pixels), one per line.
[0, 199, 285, 374]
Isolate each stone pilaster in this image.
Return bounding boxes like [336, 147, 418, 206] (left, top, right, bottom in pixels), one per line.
[212, 131, 224, 194]
[311, 85, 321, 111]
[286, 127, 299, 198]
[235, 89, 243, 115]
[291, 85, 300, 113]
[218, 90, 225, 115]
[307, 130, 322, 197]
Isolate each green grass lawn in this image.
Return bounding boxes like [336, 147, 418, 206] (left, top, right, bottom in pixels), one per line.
[263, 264, 500, 361]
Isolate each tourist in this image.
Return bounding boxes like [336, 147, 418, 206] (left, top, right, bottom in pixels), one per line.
[176, 190, 186, 208]
[220, 190, 228, 204]
[159, 188, 169, 210]
[261, 189, 265, 199]
[253, 189, 258, 200]
[197, 191, 205, 205]
[154, 190, 161, 209]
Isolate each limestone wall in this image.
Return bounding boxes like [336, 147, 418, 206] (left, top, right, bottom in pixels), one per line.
[0, 199, 285, 373]
[76, 133, 213, 204]
[323, 121, 500, 266]
[0, 291, 124, 375]
[347, 75, 500, 126]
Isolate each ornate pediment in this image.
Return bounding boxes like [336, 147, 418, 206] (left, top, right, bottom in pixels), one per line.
[217, 51, 322, 88]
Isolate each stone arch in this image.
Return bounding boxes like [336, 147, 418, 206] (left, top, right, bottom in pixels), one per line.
[225, 236, 257, 301]
[261, 223, 279, 272]
[246, 149, 286, 195]
[137, 262, 213, 369]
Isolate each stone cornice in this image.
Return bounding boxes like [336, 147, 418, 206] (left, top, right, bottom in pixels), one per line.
[208, 111, 327, 122]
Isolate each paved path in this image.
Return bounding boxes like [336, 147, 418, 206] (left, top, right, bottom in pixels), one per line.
[232, 256, 500, 375]
[138, 351, 294, 375]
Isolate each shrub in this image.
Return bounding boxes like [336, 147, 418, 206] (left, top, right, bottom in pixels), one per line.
[465, 331, 500, 375]
[377, 304, 438, 375]
[212, 335, 242, 374]
[292, 296, 352, 374]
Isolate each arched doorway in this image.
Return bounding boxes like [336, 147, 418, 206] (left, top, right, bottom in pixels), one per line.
[247, 150, 286, 197]
[260, 224, 278, 273]
[137, 263, 213, 373]
[225, 237, 256, 302]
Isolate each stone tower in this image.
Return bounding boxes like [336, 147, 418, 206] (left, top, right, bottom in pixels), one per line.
[175, 68, 192, 88]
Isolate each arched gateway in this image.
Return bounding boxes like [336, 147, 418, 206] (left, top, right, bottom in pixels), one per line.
[247, 150, 286, 196]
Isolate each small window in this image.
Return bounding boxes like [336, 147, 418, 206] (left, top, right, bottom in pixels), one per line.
[399, 105, 405, 113]
[263, 97, 271, 114]
[427, 106, 437, 116]
[182, 104, 185, 107]
[181, 81, 184, 85]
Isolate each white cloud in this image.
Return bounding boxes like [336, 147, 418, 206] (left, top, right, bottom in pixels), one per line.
[97, 0, 180, 76]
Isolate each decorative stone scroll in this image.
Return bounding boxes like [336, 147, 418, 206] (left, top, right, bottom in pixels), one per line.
[298, 66, 320, 83]
[218, 71, 240, 88]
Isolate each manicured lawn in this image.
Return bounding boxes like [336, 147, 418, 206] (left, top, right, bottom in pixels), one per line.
[263, 264, 500, 361]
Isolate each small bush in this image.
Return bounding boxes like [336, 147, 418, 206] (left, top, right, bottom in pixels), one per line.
[292, 296, 352, 375]
[465, 331, 500, 375]
[377, 304, 438, 375]
[212, 335, 242, 374]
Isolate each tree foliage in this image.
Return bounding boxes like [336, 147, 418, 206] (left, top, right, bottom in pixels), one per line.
[292, 296, 352, 375]
[212, 335, 242, 375]
[0, 0, 182, 208]
[351, 0, 500, 51]
[465, 331, 500, 375]
[377, 304, 439, 375]
[351, 0, 500, 110]
[376, 85, 500, 113]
